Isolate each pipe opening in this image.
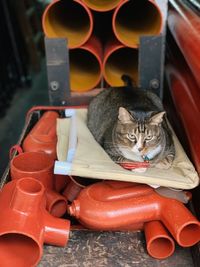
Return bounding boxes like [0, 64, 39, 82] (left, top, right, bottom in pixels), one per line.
[70, 48, 101, 92]
[179, 223, 200, 247]
[50, 199, 67, 218]
[17, 178, 43, 194]
[0, 233, 41, 267]
[104, 47, 138, 86]
[113, 0, 162, 47]
[43, 0, 92, 48]
[13, 152, 53, 172]
[83, 0, 122, 11]
[148, 237, 174, 259]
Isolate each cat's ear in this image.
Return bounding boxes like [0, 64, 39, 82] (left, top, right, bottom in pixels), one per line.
[118, 107, 133, 123]
[150, 111, 165, 125]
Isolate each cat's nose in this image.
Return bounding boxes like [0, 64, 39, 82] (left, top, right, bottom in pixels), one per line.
[138, 147, 143, 152]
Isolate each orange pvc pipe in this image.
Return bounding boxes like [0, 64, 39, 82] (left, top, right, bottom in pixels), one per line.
[166, 64, 200, 174]
[68, 181, 200, 247]
[63, 176, 97, 202]
[82, 0, 123, 12]
[22, 111, 59, 159]
[144, 221, 175, 259]
[168, 0, 200, 88]
[70, 35, 103, 92]
[103, 39, 138, 86]
[0, 178, 70, 267]
[42, 0, 93, 49]
[10, 152, 67, 218]
[112, 0, 163, 48]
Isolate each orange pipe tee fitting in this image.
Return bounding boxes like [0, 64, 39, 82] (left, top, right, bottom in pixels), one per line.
[68, 181, 200, 247]
[22, 111, 59, 159]
[0, 178, 70, 267]
[10, 152, 67, 218]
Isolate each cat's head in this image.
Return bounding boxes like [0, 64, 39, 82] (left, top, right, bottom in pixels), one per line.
[115, 107, 165, 161]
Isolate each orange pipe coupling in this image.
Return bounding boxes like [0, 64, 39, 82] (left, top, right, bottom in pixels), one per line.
[68, 181, 200, 247]
[0, 178, 70, 267]
[42, 0, 93, 49]
[22, 111, 59, 159]
[70, 35, 103, 92]
[82, 0, 123, 12]
[10, 152, 67, 218]
[112, 0, 163, 48]
[103, 39, 138, 86]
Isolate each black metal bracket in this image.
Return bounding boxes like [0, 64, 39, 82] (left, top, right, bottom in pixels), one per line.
[45, 37, 70, 106]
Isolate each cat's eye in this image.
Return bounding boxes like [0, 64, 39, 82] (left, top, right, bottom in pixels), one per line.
[145, 136, 152, 141]
[127, 133, 136, 141]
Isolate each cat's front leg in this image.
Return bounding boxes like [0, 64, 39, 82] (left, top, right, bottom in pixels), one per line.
[153, 154, 174, 170]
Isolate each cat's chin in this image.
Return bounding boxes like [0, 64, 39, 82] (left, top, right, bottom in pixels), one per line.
[118, 147, 144, 162]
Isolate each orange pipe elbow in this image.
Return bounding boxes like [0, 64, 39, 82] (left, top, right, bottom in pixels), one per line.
[68, 181, 200, 247]
[10, 152, 67, 218]
[0, 178, 70, 267]
[22, 111, 59, 159]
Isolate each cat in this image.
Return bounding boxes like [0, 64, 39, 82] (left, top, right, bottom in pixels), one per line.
[87, 76, 175, 169]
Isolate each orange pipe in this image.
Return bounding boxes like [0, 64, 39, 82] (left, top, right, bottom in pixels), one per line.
[0, 178, 70, 267]
[166, 64, 200, 174]
[144, 221, 175, 259]
[42, 0, 93, 49]
[112, 0, 163, 48]
[10, 152, 67, 218]
[68, 181, 200, 247]
[103, 39, 138, 86]
[70, 35, 103, 92]
[82, 0, 123, 12]
[168, 0, 200, 88]
[63, 176, 97, 202]
[22, 111, 59, 159]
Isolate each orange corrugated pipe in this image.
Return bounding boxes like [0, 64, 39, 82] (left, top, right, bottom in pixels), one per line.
[112, 0, 163, 48]
[68, 181, 200, 247]
[42, 0, 93, 49]
[0, 178, 70, 267]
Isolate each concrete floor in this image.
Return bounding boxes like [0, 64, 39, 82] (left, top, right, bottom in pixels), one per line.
[0, 61, 49, 176]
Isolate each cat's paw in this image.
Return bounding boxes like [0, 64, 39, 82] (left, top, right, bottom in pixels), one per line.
[154, 157, 173, 170]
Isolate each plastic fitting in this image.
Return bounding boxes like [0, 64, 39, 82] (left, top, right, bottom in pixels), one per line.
[10, 151, 67, 217]
[22, 111, 59, 159]
[0, 178, 70, 267]
[68, 181, 200, 247]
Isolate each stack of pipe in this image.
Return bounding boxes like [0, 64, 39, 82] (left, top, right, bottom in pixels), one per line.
[167, 0, 200, 175]
[42, 0, 163, 92]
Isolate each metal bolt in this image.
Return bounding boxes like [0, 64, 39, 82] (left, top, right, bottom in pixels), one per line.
[150, 79, 160, 89]
[50, 81, 59, 91]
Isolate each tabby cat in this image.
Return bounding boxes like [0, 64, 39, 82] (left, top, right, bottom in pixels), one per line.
[87, 76, 175, 169]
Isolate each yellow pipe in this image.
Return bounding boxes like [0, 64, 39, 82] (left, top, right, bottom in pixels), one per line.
[113, 0, 163, 48]
[103, 40, 138, 87]
[42, 0, 93, 49]
[82, 0, 123, 12]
